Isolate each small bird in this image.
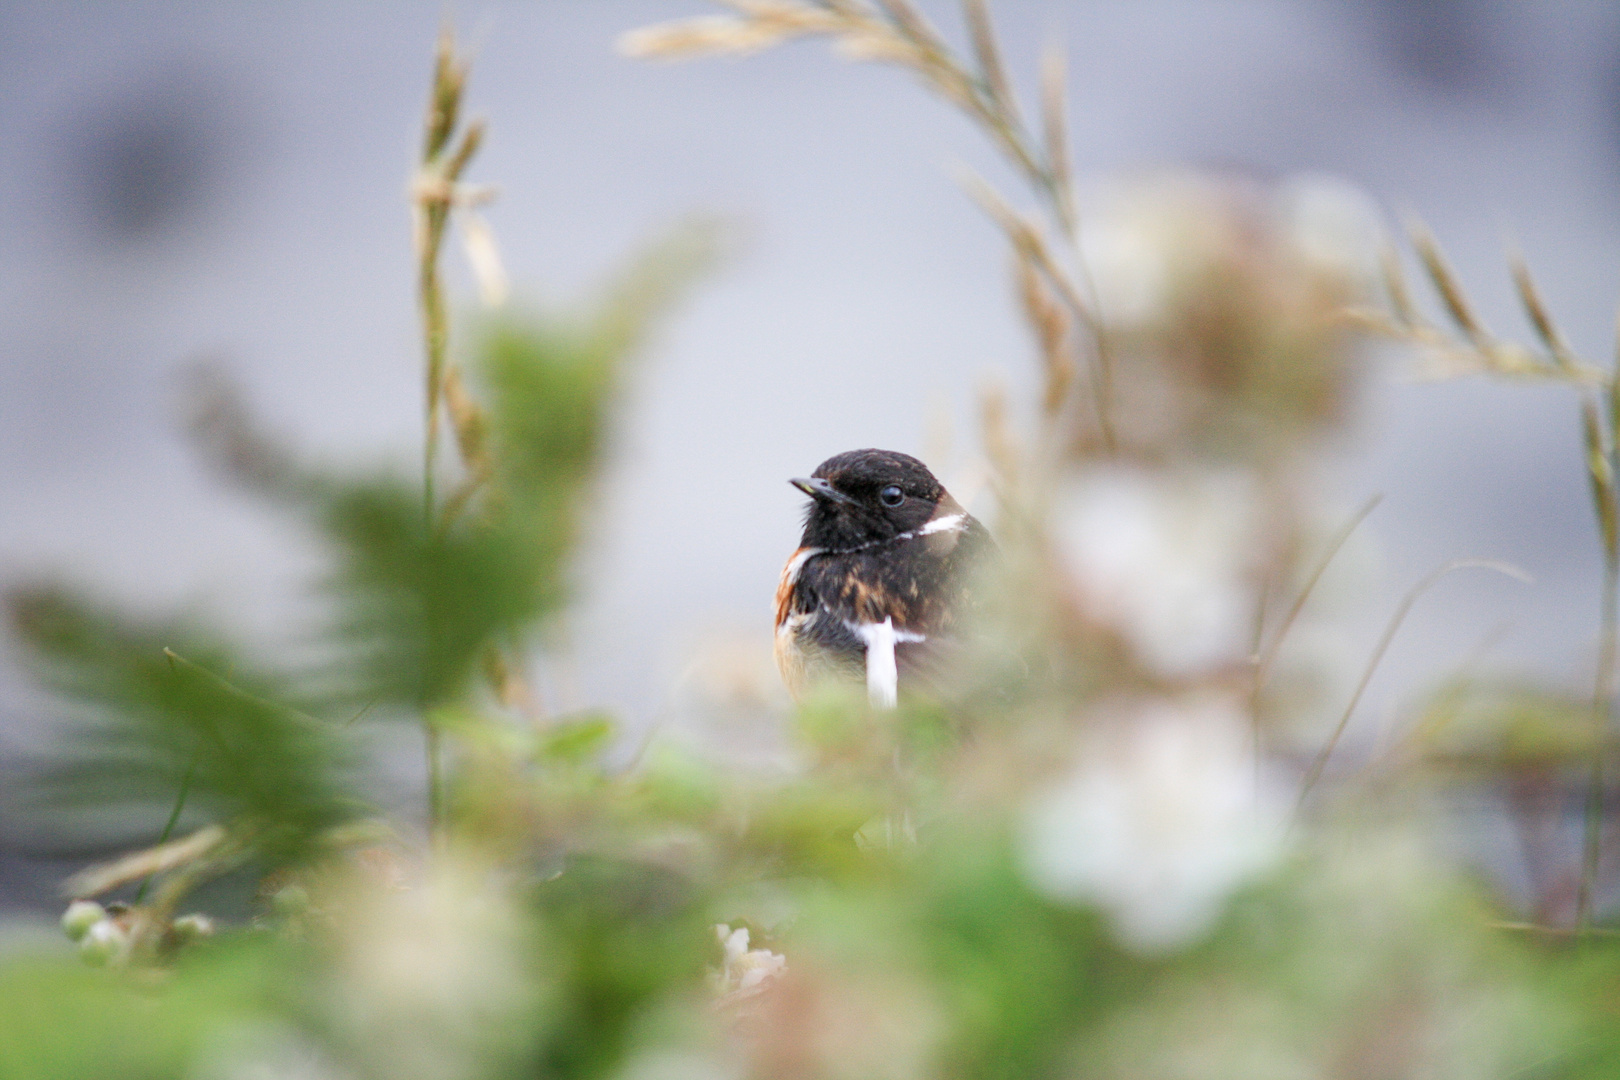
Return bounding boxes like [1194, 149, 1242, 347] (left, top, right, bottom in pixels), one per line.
[774, 448, 994, 707]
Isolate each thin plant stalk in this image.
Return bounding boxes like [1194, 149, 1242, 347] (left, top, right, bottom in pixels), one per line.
[1249, 493, 1381, 790]
[621, 0, 1117, 449]
[1577, 378, 1620, 930]
[134, 757, 196, 906]
[1579, 526, 1620, 930]
[1296, 558, 1530, 812]
[1371, 233, 1620, 926]
[1254, 493, 1383, 692]
[413, 27, 486, 842]
[135, 649, 200, 904]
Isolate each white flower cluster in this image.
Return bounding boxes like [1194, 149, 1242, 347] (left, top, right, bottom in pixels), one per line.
[713, 923, 786, 1000]
[61, 898, 214, 965]
[1078, 171, 1381, 330]
[1054, 465, 1266, 679]
[1018, 695, 1289, 952]
[333, 863, 536, 1080]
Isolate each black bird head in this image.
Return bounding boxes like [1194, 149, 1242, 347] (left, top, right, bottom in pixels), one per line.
[791, 448, 954, 550]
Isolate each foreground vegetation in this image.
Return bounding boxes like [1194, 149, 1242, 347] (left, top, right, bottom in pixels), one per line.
[6, 5, 1620, 1077]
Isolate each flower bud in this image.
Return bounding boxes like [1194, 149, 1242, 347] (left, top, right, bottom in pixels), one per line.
[79, 918, 129, 966]
[60, 900, 105, 942]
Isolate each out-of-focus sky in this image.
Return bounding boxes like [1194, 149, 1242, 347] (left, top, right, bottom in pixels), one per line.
[3, 1, 1620, 904]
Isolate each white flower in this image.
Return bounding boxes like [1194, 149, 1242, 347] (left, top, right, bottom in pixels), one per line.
[1078, 170, 1383, 326]
[1018, 695, 1288, 952]
[332, 860, 539, 1080]
[1275, 173, 1383, 294]
[172, 912, 216, 941]
[1077, 178, 1212, 328]
[1054, 465, 1263, 678]
[61, 899, 106, 942]
[79, 917, 130, 966]
[714, 924, 786, 997]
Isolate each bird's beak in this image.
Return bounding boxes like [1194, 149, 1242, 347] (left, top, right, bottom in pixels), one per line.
[790, 476, 858, 507]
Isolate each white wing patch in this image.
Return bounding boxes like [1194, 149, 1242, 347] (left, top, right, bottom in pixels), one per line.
[849, 617, 927, 709]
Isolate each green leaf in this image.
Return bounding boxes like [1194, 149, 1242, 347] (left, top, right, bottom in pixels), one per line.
[538, 713, 617, 765]
[317, 476, 547, 708]
[8, 586, 359, 864]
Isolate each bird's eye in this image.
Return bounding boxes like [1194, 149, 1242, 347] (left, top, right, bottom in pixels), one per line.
[879, 485, 905, 508]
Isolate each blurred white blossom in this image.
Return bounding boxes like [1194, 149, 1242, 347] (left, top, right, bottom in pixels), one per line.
[616, 1049, 741, 1080]
[1077, 175, 1219, 328]
[1054, 465, 1265, 679]
[78, 916, 130, 966]
[173, 912, 216, 940]
[713, 924, 786, 1000]
[328, 859, 543, 1080]
[1079, 170, 1381, 329]
[1018, 694, 1289, 952]
[1275, 173, 1384, 293]
[60, 899, 106, 942]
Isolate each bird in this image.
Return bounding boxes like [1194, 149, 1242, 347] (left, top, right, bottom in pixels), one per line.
[774, 448, 994, 707]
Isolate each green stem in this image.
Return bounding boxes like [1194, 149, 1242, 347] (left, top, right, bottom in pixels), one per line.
[420, 204, 447, 538]
[421, 246, 443, 841]
[135, 757, 196, 905]
[418, 166, 449, 847]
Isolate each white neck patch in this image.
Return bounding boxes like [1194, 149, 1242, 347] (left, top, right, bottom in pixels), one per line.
[827, 512, 969, 555]
[916, 512, 966, 537]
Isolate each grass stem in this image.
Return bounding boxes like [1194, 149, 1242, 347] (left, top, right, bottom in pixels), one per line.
[134, 757, 196, 906]
[1578, 553, 1618, 931]
[1296, 558, 1530, 812]
[414, 28, 468, 844]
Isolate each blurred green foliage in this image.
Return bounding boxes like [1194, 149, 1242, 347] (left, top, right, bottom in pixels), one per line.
[9, 587, 357, 865]
[0, 935, 306, 1080]
[2, 212, 718, 921]
[319, 473, 550, 708]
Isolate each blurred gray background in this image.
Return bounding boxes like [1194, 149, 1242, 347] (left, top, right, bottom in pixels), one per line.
[4, 0, 1620, 911]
